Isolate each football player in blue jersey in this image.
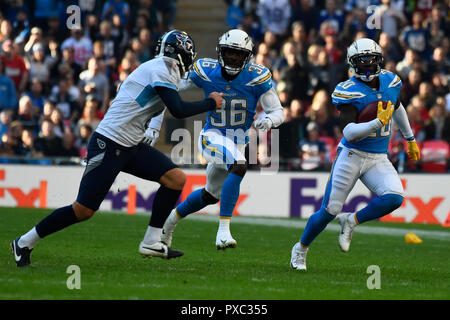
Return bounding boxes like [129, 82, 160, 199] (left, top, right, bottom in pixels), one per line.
[157, 29, 284, 250]
[290, 38, 421, 271]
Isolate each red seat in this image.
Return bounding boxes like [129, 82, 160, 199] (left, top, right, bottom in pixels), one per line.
[421, 140, 449, 173]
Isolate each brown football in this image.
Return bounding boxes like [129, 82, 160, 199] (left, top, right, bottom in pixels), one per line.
[357, 100, 387, 123]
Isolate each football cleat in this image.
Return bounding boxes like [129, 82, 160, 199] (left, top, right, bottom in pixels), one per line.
[338, 213, 356, 252]
[215, 232, 237, 250]
[138, 241, 184, 259]
[11, 237, 33, 267]
[161, 209, 178, 247]
[290, 242, 307, 271]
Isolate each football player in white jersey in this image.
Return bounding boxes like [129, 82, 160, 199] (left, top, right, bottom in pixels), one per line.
[146, 29, 284, 250]
[11, 30, 224, 267]
[290, 38, 421, 271]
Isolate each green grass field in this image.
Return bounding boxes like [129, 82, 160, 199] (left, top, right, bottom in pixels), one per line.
[1, 207, 449, 300]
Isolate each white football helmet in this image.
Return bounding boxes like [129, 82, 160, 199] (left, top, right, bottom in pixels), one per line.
[217, 29, 253, 76]
[347, 38, 383, 82]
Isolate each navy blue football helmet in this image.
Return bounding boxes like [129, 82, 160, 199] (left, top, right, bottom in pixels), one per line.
[155, 30, 196, 75]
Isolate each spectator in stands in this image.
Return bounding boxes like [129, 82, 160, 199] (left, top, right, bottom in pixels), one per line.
[428, 47, 450, 75]
[0, 109, 13, 137]
[289, 21, 309, 62]
[25, 77, 46, 114]
[40, 101, 55, 122]
[400, 11, 430, 60]
[61, 28, 93, 66]
[101, 0, 130, 26]
[379, 32, 402, 63]
[1, 39, 28, 95]
[431, 73, 448, 98]
[16, 95, 39, 135]
[24, 27, 43, 56]
[75, 123, 93, 159]
[37, 118, 64, 157]
[154, 0, 177, 30]
[376, 0, 407, 39]
[278, 52, 309, 102]
[318, 0, 345, 33]
[25, 42, 57, 85]
[396, 48, 417, 80]
[138, 28, 154, 61]
[49, 78, 80, 122]
[77, 95, 101, 131]
[60, 127, 80, 157]
[257, 0, 291, 36]
[49, 107, 67, 138]
[96, 20, 121, 63]
[299, 121, 326, 171]
[400, 68, 421, 105]
[423, 104, 450, 143]
[131, 0, 160, 34]
[290, 0, 319, 37]
[309, 89, 340, 139]
[0, 131, 18, 155]
[0, 57, 16, 111]
[52, 47, 82, 84]
[0, 19, 13, 50]
[16, 128, 43, 157]
[79, 57, 110, 113]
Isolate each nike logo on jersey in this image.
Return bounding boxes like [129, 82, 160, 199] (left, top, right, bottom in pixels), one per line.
[220, 239, 227, 244]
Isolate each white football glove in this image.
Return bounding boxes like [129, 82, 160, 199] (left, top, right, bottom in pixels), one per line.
[254, 117, 273, 132]
[142, 127, 160, 146]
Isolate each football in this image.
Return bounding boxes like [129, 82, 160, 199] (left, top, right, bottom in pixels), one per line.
[357, 100, 386, 123]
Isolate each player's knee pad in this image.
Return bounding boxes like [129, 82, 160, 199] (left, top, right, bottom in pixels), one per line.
[201, 188, 219, 205]
[229, 162, 247, 178]
[326, 200, 344, 216]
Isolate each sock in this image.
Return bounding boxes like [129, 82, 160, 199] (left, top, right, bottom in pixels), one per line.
[220, 173, 243, 218]
[176, 189, 205, 218]
[218, 217, 231, 233]
[356, 194, 404, 224]
[149, 185, 181, 228]
[143, 226, 162, 245]
[300, 207, 335, 247]
[35, 205, 79, 239]
[18, 227, 41, 249]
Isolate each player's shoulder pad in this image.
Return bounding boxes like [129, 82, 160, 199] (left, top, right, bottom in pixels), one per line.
[245, 62, 272, 86]
[192, 58, 218, 82]
[380, 69, 402, 88]
[332, 79, 366, 103]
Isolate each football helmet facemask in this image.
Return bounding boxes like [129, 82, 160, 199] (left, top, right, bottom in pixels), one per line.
[347, 38, 383, 82]
[217, 29, 253, 76]
[155, 30, 196, 76]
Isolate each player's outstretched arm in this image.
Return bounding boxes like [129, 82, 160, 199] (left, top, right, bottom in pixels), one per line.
[254, 88, 284, 131]
[392, 102, 421, 160]
[339, 104, 383, 143]
[154, 86, 223, 119]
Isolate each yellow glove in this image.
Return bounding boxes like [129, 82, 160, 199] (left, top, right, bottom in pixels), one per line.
[377, 101, 394, 126]
[407, 139, 420, 161]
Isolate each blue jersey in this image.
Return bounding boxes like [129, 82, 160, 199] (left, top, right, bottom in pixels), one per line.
[332, 70, 402, 154]
[189, 58, 273, 144]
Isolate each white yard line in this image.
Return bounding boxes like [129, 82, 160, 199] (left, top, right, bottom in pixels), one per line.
[188, 214, 450, 240]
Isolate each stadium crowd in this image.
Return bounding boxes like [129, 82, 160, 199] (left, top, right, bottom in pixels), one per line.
[0, 0, 448, 172]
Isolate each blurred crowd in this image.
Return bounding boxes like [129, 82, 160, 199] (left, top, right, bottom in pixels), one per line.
[0, 0, 176, 161]
[0, 0, 448, 172]
[227, 0, 450, 172]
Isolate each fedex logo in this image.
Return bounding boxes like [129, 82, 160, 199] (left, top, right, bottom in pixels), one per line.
[0, 169, 47, 208]
[289, 178, 444, 224]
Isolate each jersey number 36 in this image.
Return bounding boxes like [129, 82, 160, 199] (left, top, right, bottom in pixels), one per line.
[210, 97, 248, 128]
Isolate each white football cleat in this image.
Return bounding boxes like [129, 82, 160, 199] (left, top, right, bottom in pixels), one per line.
[338, 213, 356, 252]
[138, 241, 183, 259]
[161, 209, 179, 247]
[290, 242, 307, 271]
[215, 231, 237, 250]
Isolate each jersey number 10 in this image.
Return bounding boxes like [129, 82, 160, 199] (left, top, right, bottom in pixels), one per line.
[210, 97, 248, 128]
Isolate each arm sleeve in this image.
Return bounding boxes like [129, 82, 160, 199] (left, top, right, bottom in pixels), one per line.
[148, 108, 166, 130]
[154, 86, 216, 119]
[392, 103, 414, 140]
[259, 87, 284, 127]
[343, 119, 383, 142]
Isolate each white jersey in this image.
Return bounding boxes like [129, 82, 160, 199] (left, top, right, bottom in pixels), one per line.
[96, 56, 180, 147]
